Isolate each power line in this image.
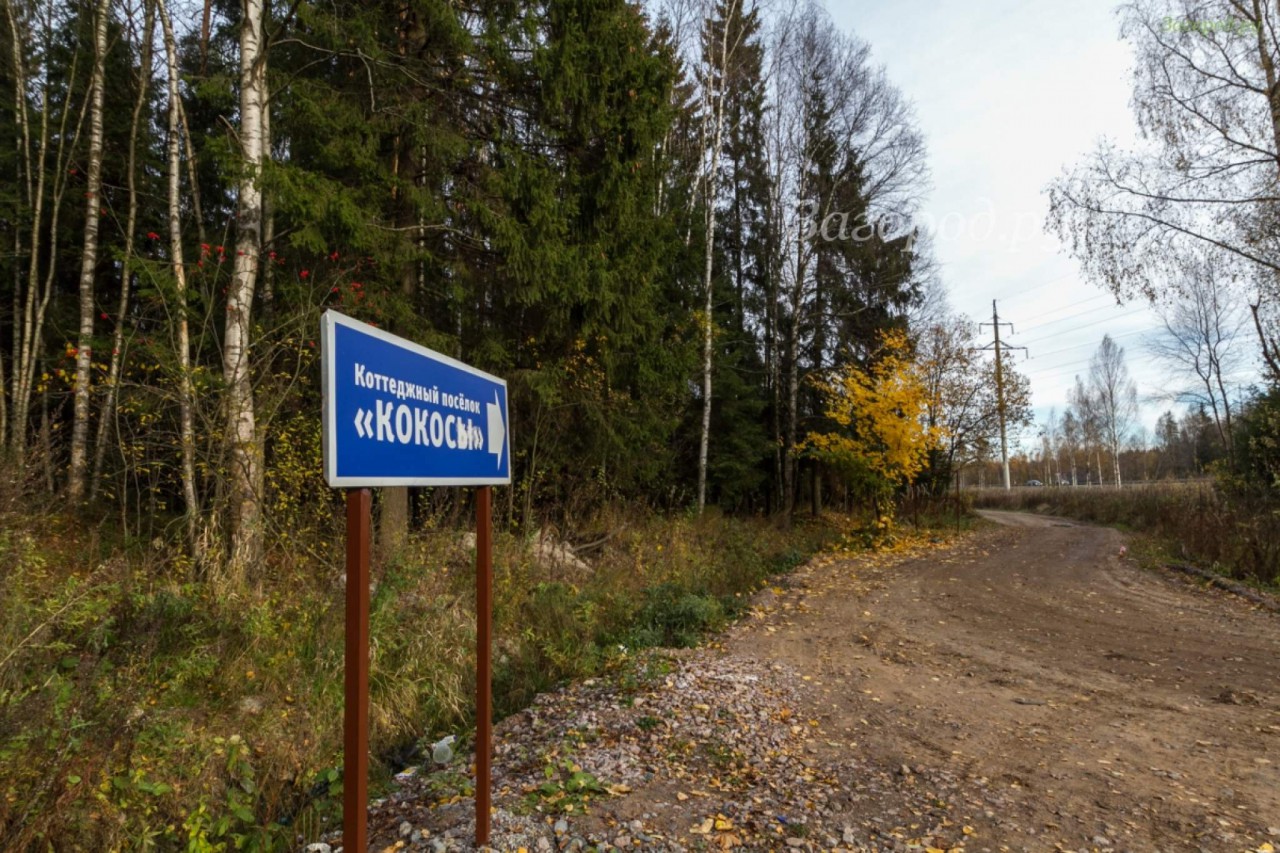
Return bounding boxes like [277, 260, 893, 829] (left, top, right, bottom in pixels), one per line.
[989, 271, 1080, 302]
[1018, 299, 1126, 335]
[1030, 351, 1166, 386]
[1020, 306, 1151, 347]
[1030, 328, 1150, 364]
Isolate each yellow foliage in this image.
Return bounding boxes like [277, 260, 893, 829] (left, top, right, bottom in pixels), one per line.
[804, 330, 943, 493]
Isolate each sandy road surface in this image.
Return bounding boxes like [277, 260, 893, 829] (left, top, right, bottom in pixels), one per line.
[739, 511, 1280, 851]
[367, 513, 1280, 852]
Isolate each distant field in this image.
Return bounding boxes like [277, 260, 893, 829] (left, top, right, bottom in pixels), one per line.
[970, 480, 1215, 499]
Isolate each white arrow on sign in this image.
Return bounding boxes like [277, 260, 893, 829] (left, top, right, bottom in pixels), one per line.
[486, 392, 505, 468]
[354, 408, 374, 439]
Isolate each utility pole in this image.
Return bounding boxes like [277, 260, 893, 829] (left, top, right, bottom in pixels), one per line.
[979, 300, 1027, 490]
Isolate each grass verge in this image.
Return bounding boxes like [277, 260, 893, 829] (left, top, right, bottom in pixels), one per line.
[0, 505, 839, 851]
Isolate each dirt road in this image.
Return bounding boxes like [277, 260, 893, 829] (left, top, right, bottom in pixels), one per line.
[740, 511, 1280, 852]
[368, 513, 1280, 852]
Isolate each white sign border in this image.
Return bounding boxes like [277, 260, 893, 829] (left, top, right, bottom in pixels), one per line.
[321, 309, 512, 488]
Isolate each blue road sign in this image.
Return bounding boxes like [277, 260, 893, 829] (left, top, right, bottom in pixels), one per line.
[321, 310, 511, 487]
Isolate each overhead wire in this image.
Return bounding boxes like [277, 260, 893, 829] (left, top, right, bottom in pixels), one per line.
[1029, 350, 1168, 386]
[1017, 299, 1128, 336]
[1028, 327, 1151, 364]
[1017, 306, 1152, 347]
[988, 270, 1081, 302]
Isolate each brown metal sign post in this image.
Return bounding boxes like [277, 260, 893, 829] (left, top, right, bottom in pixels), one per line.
[475, 485, 494, 847]
[344, 488, 372, 853]
[322, 311, 509, 850]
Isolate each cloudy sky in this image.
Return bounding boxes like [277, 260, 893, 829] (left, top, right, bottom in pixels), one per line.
[832, 1, 1172, 445]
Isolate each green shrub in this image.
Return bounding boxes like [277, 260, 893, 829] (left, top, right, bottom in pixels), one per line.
[631, 583, 727, 648]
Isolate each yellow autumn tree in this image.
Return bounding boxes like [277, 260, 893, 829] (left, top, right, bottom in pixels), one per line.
[805, 330, 944, 510]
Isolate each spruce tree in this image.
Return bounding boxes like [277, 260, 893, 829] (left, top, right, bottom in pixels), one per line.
[705, 0, 772, 509]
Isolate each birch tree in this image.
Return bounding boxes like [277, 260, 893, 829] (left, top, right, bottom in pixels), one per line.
[804, 329, 941, 511]
[224, 0, 268, 578]
[1060, 408, 1081, 485]
[6, 0, 89, 463]
[1146, 257, 1246, 453]
[1040, 408, 1059, 485]
[91, 0, 154, 497]
[1088, 335, 1140, 487]
[157, 0, 201, 558]
[1048, 0, 1280, 362]
[695, 0, 746, 514]
[1069, 377, 1105, 485]
[67, 0, 112, 501]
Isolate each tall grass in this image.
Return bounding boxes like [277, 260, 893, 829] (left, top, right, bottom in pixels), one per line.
[973, 482, 1280, 585]
[0, 505, 831, 851]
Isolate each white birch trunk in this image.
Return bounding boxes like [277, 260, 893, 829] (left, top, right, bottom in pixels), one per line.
[783, 162, 812, 519]
[176, 97, 208, 246]
[696, 1, 738, 513]
[11, 2, 90, 463]
[92, 1, 153, 498]
[157, 0, 202, 558]
[4, 0, 31, 454]
[784, 264, 802, 516]
[1111, 436, 1123, 489]
[6, 0, 41, 460]
[68, 0, 111, 501]
[260, 75, 274, 308]
[224, 0, 267, 579]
